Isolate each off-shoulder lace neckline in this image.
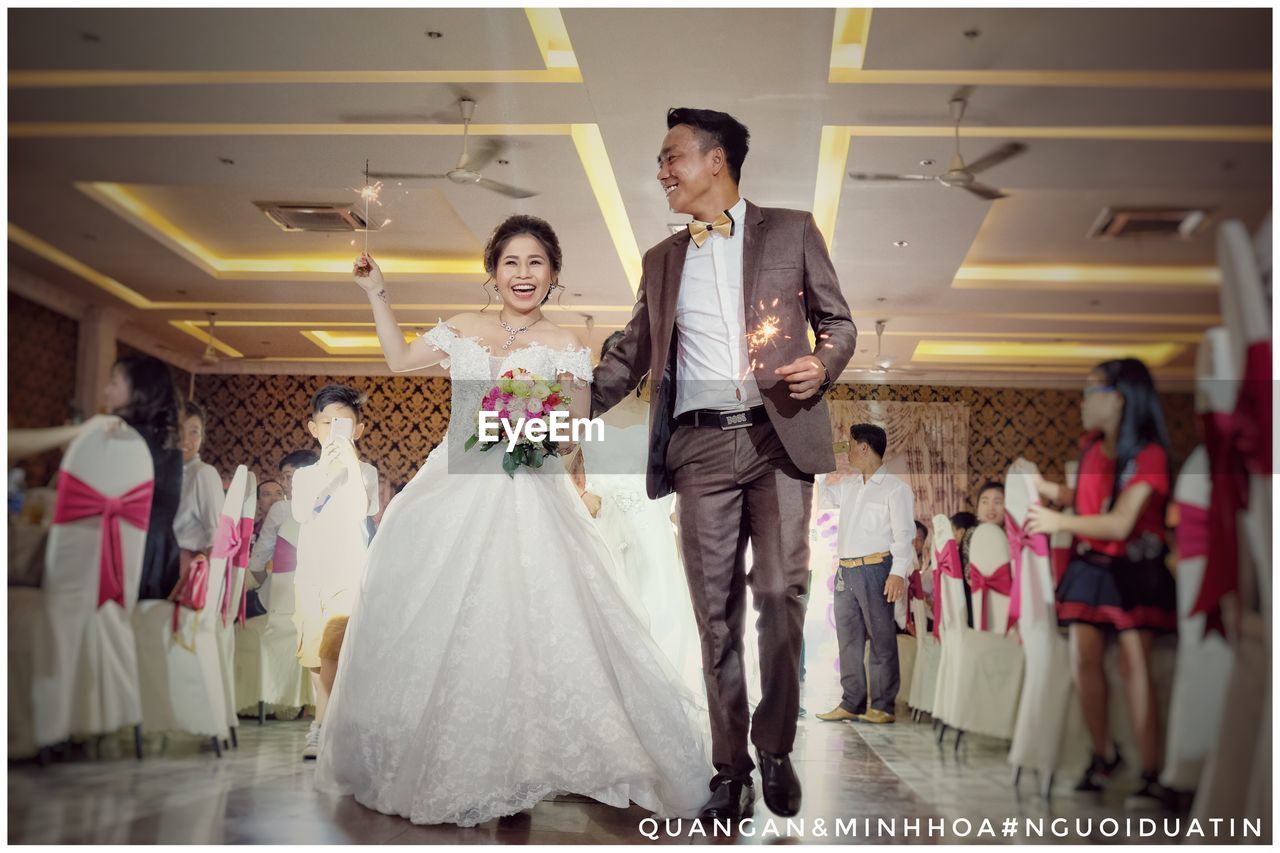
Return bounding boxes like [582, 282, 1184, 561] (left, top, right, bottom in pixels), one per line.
[432, 322, 591, 363]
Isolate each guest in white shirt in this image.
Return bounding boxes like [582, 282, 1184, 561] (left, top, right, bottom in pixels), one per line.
[815, 424, 915, 725]
[173, 400, 224, 559]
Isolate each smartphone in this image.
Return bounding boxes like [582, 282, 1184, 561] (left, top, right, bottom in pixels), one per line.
[330, 417, 354, 443]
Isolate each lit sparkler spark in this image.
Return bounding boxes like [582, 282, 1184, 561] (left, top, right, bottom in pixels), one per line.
[353, 159, 385, 257]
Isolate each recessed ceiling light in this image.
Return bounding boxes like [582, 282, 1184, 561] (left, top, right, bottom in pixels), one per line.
[963, 28, 980, 39]
[893, 240, 909, 248]
[876, 297, 887, 303]
[219, 157, 235, 166]
[425, 30, 443, 39]
[80, 32, 101, 43]
[175, 289, 188, 295]
[572, 292, 583, 297]
[920, 159, 935, 167]
[497, 159, 509, 166]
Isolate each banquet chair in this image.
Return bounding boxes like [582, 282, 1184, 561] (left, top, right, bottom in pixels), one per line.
[132, 467, 249, 755]
[235, 509, 313, 721]
[27, 421, 153, 759]
[1192, 219, 1272, 827]
[215, 470, 256, 747]
[1005, 465, 1074, 797]
[941, 523, 1023, 743]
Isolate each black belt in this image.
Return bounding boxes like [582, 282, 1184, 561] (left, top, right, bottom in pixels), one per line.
[674, 406, 768, 430]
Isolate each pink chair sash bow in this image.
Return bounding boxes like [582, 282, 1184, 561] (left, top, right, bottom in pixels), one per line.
[1176, 502, 1209, 561]
[270, 538, 297, 574]
[211, 514, 255, 626]
[968, 562, 1013, 632]
[1004, 510, 1048, 631]
[932, 539, 962, 639]
[52, 473, 153, 609]
[1191, 340, 1272, 636]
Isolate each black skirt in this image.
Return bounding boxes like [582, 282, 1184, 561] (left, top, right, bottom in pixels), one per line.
[1055, 541, 1177, 633]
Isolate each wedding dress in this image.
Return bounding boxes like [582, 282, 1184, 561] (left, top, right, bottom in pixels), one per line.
[314, 321, 711, 827]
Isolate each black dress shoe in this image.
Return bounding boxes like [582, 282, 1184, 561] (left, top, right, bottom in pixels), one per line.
[699, 778, 754, 820]
[757, 749, 801, 817]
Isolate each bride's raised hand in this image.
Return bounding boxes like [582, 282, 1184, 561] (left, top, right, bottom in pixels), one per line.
[352, 252, 385, 294]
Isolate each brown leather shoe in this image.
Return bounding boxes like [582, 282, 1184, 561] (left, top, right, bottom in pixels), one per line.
[815, 706, 860, 722]
[856, 708, 896, 724]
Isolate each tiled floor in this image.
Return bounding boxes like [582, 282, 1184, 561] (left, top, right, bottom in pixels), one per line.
[7, 711, 1213, 845]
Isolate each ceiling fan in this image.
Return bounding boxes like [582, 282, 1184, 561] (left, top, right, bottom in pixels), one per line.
[849, 97, 1026, 200]
[368, 98, 538, 199]
[845, 319, 923, 378]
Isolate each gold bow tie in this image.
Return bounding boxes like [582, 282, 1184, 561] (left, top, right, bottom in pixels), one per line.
[688, 210, 735, 247]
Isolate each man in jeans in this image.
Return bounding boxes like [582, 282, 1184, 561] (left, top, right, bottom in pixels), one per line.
[816, 424, 915, 724]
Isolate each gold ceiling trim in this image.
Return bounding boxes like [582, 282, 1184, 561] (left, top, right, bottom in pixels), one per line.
[952, 263, 1219, 291]
[8, 70, 584, 88]
[169, 320, 244, 358]
[10, 122, 572, 138]
[911, 339, 1185, 367]
[829, 69, 1270, 89]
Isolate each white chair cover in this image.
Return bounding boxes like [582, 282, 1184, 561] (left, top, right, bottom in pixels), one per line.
[216, 470, 256, 738]
[1005, 465, 1074, 790]
[1192, 220, 1272, 828]
[930, 515, 967, 726]
[235, 511, 313, 716]
[133, 467, 248, 740]
[1161, 445, 1232, 791]
[31, 422, 152, 747]
[906, 593, 940, 715]
[943, 524, 1024, 740]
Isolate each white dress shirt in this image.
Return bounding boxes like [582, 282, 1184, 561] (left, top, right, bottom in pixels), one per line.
[820, 464, 917, 580]
[673, 196, 763, 416]
[173, 455, 224, 552]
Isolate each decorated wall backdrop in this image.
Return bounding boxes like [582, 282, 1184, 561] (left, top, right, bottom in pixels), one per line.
[187, 373, 1197, 511]
[8, 293, 78, 483]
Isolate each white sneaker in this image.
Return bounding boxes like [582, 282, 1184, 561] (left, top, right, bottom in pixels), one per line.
[302, 721, 321, 760]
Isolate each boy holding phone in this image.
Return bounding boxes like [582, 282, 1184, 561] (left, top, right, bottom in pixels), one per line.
[291, 384, 380, 759]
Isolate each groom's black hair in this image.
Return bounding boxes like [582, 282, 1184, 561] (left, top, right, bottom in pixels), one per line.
[666, 107, 750, 184]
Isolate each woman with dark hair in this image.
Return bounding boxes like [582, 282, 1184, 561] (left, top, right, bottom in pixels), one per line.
[317, 217, 710, 826]
[1022, 358, 1176, 808]
[173, 399, 225, 561]
[105, 354, 185, 600]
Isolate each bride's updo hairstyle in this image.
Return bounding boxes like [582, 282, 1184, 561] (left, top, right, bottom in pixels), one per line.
[483, 214, 564, 306]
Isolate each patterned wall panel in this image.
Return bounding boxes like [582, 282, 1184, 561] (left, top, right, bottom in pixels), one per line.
[191, 373, 452, 488]
[8, 293, 78, 484]
[189, 372, 1197, 507]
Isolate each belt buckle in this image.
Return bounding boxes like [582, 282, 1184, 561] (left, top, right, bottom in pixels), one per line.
[718, 410, 752, 430]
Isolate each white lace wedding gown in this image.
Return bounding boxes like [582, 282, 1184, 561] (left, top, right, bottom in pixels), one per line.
[581, 419, 706, 703]
[314, 322, 712, 827]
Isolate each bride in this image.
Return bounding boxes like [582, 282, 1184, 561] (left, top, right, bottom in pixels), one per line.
[313, 215, 711, 827]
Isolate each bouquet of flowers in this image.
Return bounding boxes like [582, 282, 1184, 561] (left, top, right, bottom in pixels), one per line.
[464, 368, 572, 477]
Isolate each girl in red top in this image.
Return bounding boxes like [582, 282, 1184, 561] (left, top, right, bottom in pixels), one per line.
[1022, 358, 1176, 809]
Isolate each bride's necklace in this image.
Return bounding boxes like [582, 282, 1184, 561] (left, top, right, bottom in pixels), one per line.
[498, 313, 540, 349]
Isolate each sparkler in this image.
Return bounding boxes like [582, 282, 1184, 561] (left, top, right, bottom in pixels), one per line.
[355, 159, 384, 257]
[745, 297, 791, 372]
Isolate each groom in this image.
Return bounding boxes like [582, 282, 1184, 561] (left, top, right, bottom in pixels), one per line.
[592, 107, 856, 819]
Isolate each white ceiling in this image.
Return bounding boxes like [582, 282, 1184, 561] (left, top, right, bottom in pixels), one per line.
[6, 6, 1271, 385]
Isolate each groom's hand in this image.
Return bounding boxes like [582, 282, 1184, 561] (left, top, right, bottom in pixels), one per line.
[884, 575, 907, 604]
[775, 355, 827, 400]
